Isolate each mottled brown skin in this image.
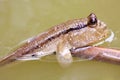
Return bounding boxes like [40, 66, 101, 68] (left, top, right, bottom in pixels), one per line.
[0, 13, 109, 66]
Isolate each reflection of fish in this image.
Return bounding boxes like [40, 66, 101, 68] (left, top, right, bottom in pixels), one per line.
[0, 13, 109, 66]
[71, 46, 120, 64]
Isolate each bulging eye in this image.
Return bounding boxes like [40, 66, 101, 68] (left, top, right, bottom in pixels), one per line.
[87, 13, 97, 28]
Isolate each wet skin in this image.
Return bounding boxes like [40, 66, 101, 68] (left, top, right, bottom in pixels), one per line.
[0, 13, 109, 66]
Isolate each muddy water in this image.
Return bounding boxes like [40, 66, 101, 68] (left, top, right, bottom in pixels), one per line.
[0, 0, 120, 80]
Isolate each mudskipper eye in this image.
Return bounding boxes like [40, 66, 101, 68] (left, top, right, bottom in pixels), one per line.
[87, 13, 97, 28]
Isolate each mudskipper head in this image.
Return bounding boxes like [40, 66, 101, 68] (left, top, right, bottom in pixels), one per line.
[86, 13, 111, 46]
[69, 13, 111, 48]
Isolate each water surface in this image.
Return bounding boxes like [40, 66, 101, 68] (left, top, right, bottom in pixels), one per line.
[0, 0, 120, 80]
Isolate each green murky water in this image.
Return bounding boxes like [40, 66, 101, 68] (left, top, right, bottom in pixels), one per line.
[0, 0, 120, 80]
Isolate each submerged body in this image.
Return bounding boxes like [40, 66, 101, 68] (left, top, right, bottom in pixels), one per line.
[0, 13, 109, 66]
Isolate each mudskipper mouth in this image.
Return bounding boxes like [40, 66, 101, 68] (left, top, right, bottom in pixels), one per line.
[92, 30, 114, 46]
[70, 30, 114, 61]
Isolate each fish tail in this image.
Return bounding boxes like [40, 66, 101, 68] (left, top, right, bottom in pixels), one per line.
[0, 54, 17, 67]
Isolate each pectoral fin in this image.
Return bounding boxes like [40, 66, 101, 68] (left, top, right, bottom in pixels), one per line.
[56, 40, 73, 67]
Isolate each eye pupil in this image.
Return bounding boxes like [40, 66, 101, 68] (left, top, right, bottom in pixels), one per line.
[87, 13, 97, 26]
[90, 17, 97, 25]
